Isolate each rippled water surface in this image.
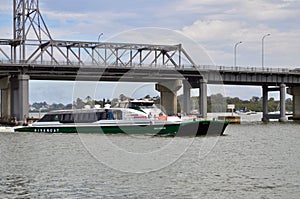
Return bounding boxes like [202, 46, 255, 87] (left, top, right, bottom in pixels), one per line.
[1, 117, 299, 198]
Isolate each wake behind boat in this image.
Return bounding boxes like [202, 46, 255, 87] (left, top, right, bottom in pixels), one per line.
[14, 105, 228, 136]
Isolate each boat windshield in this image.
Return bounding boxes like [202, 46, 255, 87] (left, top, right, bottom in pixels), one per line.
[39, 114, 61, 122]
[38, 110, 122, 123]
[130, 102, 154, 108]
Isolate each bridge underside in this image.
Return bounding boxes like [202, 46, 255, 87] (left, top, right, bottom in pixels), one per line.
[1, 69, 300, 123]
[1, 62, 300, 85]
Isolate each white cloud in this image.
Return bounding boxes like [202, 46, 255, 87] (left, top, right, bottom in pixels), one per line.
[175, 0, 238, 12]
[44, 10, 137, 24]
[180, 18, 300, 67]
[176, 0, 300, 21]
[181, 20, 244, 42]
[0, 26, 12, 38]
[0, 3, 12, 13]
[237, 0, 300, 21]
[41, 9, 140, 41]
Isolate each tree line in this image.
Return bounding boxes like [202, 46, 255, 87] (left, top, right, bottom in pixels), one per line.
[30, 93, 293, 113]
[186, 94, 293, 113]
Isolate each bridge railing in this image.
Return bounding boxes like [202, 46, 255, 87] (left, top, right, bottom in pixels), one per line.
[196, 65, 291, 73]
[0, 59, 294, 74]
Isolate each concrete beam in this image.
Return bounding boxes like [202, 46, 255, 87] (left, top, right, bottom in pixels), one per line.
[183, 80, 191, 114]
[0, 76, 11, 118]
[199, 79, 207, 118]
[156, 80, 182, 115]
[10, 74, 30, 123]
[262, 85, 269, 122]
[263, 84, 287, 122]
[287, 86, 300, 120]
[279, 84, 287, 122]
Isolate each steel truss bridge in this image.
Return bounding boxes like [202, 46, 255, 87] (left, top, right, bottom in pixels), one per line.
[1, 0, 300, 123]
[1, 37, 300, 85]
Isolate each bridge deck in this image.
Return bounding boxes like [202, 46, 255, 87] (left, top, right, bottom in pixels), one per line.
[1, 61, 300, 86]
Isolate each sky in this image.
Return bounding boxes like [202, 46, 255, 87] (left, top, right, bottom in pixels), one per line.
[1, 0, 300, 104]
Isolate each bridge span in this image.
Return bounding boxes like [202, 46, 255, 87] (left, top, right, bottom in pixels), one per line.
[1, 59, 300, 123]
[1, 0, 300, 124]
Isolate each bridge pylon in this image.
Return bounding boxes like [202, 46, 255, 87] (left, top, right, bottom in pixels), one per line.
[13, 0, 52, 62]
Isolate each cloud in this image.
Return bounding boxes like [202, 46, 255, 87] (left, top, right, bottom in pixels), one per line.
[44, 11, 137, 24]
[0, 2, 12, 13]
[180, 17, 300, 67]
[236, 0, 300, 21]
[181, 20, 244, 42]
[175, 0, 237, 12]
[175, 0, 300, 22]
[41, 9, 137, 40]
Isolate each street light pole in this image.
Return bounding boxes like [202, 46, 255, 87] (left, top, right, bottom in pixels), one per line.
[234, 41, 242, 67]
[98, 33, 103, 42]
[262, 33, 271, 69]
[97, 33, 103, 64]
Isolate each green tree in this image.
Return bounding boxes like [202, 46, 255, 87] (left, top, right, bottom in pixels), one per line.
[75, 98, 85, 109]
[250, 96, 260, 103]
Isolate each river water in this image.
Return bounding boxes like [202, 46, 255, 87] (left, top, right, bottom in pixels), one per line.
[0, 113, 299, 198]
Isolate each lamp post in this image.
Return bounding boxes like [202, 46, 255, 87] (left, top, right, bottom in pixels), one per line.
[98, 33, 103, 42]
[262, 33, 271, 69]
[96, 33, 103, 64]
[234, 41, 242, 67]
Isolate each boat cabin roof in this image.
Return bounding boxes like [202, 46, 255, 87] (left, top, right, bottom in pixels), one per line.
[38, 107, 148, 123]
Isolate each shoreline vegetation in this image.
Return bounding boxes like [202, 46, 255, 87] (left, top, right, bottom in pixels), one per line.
[30, 93, 293, 114]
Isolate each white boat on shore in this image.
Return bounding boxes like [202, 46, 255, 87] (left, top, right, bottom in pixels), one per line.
[235, 107, 256, 115]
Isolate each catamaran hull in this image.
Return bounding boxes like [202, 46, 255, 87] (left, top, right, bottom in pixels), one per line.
[14, 120, 228, 136]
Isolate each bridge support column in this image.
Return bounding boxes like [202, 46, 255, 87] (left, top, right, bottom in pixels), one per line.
[0, 77, 11, 119]
[287, 86, 300, 120]
[155, 80, 182, 115]
[279, 84, 287, 122]
[262, 84, 287, 122]
[262, 85, 269, 122]
[10, 75, 30, 124]
[183, 80, 191, 115]
[199, 79, 207, 118]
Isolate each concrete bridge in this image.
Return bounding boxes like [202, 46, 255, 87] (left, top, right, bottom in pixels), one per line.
[1, 0, 300, 124]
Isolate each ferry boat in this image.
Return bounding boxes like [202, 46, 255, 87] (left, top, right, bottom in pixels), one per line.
[14, 105, 228, 136]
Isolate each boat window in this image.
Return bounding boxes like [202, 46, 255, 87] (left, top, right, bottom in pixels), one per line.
[97, 112, 107, 120]
[77, 113, 84, 121]
[82, 113, 89, 121]
[72, 112, 98, 123]
[53, 115, 59, 121]
[107, 111, 114, 120]
[87, 113, 97, 122]
[74, 113, 79, 121]
[95, 111, 117, 120]
[60, 113, 74, 123]
[39, 114, 61, 122]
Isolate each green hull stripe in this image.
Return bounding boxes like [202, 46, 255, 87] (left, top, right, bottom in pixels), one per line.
[15, 120, 228, 136]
